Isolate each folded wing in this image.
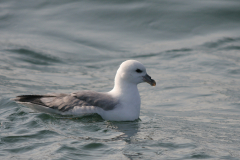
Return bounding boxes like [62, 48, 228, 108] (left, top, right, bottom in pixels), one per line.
[15, 91, 118, 112]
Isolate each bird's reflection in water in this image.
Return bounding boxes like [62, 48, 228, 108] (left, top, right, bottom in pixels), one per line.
[52, 115, 140, 142]
[106, 119, 140, 142]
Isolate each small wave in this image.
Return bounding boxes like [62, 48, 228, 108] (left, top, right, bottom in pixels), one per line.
[190, 152, 212, 159]
[202, 37, 240, 49]
[228, 69, 240, 75]
[221, 45, 240, 51]
[165, 48, 192, 53]
[6, 48, 62, 65]
[132, 48, 192, 59]
[131, 53, 158, 58]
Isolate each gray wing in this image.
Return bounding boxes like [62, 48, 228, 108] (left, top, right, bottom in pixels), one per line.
[15, 91, 118, 112]
[71, 91, 118, 111]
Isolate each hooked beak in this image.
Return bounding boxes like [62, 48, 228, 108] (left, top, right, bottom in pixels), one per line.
[142, 74, 156, 86]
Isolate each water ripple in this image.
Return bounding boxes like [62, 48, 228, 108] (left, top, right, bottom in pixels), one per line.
[202, 37, 240, 49]
[6, 48, 62, 65]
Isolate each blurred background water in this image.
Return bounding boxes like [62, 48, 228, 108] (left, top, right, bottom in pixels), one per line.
[1, 0, 240, 159]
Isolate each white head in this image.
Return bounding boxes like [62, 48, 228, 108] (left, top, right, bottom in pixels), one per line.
[115, 60, 156, 86]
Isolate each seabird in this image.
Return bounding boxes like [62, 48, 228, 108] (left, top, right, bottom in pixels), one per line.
[15, 60, 156, 121]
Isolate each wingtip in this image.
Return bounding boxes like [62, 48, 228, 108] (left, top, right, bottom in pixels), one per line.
[11, 97, 19, 101]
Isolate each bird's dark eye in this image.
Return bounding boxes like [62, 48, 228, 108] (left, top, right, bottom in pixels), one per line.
[136, 69, 142, 73]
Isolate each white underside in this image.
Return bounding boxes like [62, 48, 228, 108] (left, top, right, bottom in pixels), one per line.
[19, 98, 140, 121]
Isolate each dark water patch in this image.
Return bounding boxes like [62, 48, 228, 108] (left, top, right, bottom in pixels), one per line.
[132, 48, 192, 59]
[221, 45, 240, 51]
[2, 130, 59, 143]
[162, 85, 189, 90]
[209, 5, 240, 22]
[130, 53, 158, 58]
[202, 37, 240, 49]
[190, 152, 212, 159]
[228, 69, 240, 75]
[82, 143, 105, 150]
[36, 112, 58, 121]
[6, 48, 62, 65]
[165, 48, 192, 53]
[56, 144, 79, 153]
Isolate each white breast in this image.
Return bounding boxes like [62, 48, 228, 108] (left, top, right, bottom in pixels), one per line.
[97, 85, 141, 121]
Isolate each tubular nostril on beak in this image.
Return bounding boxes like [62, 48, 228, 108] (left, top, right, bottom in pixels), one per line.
[142, 74, 156, 86]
